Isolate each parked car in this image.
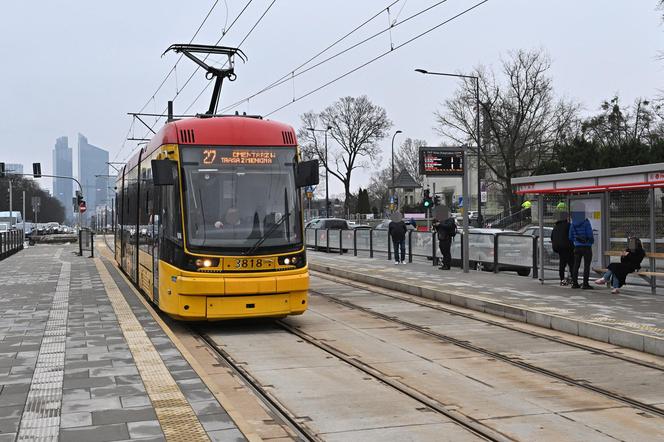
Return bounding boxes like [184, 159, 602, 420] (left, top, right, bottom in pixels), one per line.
[374, 219, 416, 231]
[521, 226, 557, 261]
[305, 218, 351, 230]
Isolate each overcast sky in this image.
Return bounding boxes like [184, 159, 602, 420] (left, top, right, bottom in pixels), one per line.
[1, 0, 662, 196]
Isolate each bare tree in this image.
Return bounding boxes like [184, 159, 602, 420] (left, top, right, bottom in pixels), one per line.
[435, 49, 578, 211]
[298, 96, 392, 211]
[367, 166, 392, 215]
[395, 138, 427, 185]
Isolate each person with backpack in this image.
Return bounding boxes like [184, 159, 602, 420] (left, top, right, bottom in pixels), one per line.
[551, 211, 574, 286]
[388, 213, 408, 265]
[433, 207, 457, 270]
[568, 204, 594, 289]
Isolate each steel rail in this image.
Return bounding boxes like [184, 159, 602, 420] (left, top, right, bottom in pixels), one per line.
[311, 271, 664, 372]
[309, 275, 664, 420]
[195, 330, 320, 442]
[274, 321, 510, 442]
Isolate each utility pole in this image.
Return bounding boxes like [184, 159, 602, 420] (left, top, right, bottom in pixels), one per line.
[22, 191, 25, 239]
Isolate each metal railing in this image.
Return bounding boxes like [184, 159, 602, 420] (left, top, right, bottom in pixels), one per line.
[0, 229, 24, 260]
[305, 228, 537, 277]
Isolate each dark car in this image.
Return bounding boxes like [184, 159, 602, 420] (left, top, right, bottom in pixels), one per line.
[306, 218, 351, 230]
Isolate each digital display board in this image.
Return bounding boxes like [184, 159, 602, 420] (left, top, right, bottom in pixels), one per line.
[418, 147, 464, 176]
[202, 149, 276, 165]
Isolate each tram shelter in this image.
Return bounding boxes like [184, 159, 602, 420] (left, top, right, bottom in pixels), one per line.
[512, 163, 664, 294]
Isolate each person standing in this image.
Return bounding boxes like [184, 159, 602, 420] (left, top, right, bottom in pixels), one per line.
[434, 213, 457, 270]
[551, 212, 574, 286]
[569, 207, 594, 289]
[388, 215, 407, 265]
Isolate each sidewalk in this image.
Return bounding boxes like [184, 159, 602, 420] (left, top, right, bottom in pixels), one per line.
[0, 244, 245, 442]
[308, 251, 664, 357]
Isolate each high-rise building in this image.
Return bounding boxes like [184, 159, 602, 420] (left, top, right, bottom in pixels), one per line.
[6, 163, 23, 174]
[77, 133, 109, 222]
[52, 136, 73, 220]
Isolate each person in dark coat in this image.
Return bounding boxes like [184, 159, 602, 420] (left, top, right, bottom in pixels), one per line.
[388, 215, 408, 264]
[595, 237, 645, 294]
[569, 203, 594, 289]
[551, 212, 574, 286]
[433, 209, 457, 270]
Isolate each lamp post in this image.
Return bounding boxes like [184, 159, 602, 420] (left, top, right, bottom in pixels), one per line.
[415, 68, 482, 226]
[391, 130, 403, 187]
[307, 126, 332, 217]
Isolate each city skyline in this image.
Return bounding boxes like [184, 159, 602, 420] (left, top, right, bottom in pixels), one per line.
[52, 136, 73, 221]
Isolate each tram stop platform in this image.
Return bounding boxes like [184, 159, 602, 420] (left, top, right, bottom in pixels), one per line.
[309, 251, 664, 358]
[0, 244, 249, 442]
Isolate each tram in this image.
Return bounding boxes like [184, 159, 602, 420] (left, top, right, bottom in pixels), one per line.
[114, 115, 319, 320]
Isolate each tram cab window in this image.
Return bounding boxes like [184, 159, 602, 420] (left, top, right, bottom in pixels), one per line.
[181, 146, 302, 253]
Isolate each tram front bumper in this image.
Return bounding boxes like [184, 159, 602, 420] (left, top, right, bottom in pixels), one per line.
[160, 266, 309, 320]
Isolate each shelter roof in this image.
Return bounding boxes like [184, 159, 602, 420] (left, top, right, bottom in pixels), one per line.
[390, 170, 421, 189]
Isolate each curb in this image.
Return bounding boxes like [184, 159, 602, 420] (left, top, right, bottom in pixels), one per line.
[310, 262, 664, 358]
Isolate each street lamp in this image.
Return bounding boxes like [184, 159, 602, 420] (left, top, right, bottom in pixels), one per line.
[391, 130, 403, 187]
[307, 126, 332, 217]
[415, 68, 482, 226]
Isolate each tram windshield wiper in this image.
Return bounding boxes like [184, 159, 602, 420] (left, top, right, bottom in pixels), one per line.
[244, 188, 290, 256]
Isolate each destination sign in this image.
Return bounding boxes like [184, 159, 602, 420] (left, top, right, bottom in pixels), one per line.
[202, 149, 276, 165]
[418, 147, 464, 176]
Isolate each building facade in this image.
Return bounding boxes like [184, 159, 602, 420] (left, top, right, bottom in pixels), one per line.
[77, 133, 109, 222]
[52, 136, 73, 221]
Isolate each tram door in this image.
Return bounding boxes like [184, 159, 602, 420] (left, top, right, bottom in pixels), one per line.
[571, 196, 603, 269]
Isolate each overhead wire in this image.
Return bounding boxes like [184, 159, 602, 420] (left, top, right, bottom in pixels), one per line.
[117, 0, 256, 165]
[265, 0, 490, 117]
[217, 0, 449, 114]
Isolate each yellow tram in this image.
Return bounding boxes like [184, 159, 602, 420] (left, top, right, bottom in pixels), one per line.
[114, 115, 318, 320]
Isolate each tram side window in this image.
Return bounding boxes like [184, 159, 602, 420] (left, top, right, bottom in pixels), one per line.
[161, 172, 182, 245]
[139, 160, 155, 253]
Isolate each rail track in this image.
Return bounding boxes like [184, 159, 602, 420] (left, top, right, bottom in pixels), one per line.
[310, 271, 664, 420]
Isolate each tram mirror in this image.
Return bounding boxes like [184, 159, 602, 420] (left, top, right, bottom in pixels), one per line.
[295, 160, 319, 188]
[152, 160, 175, 186]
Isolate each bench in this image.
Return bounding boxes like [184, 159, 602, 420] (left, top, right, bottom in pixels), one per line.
[592, 252, 664, 290]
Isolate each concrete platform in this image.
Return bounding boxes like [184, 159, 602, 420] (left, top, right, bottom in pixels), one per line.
[309, 251, 664, 357]
[0, 244, 247, 442]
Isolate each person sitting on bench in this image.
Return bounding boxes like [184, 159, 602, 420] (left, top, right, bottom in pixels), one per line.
[595, 237, 645, 294]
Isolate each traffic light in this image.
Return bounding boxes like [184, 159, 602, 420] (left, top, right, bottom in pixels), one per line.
[434, 195, 441, 206]
[76, 191, 83, 205]
[33, 163, 42, 178]
[423, 188, 433, 209]
[0, 163, 4, 178]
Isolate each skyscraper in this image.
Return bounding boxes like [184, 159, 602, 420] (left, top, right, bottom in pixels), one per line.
[77, 133, 109, 222]
[52, 136, 73, 221]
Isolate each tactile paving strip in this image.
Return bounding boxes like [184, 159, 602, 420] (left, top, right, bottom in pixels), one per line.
[17, 261, 71, 441]
[94, 259, 210, 442]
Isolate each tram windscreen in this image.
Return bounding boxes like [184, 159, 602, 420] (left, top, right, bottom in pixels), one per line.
[180, 146, 302, 253]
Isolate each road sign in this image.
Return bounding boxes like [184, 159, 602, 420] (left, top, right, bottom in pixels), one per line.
[79, 202, 87, 213]
[306, 191, 313, 200]
[458, 196, 463, 207]
[480, 191, 487, 203]
[418, 147, 464, 176]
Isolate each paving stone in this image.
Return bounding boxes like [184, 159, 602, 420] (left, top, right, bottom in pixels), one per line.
[199, 412, 236, 431]
[92, 407, 157, 426]
[60, 423, 130, 442]
[62, 397, 122, 413]
[90, 384, 145, 398]
[120, 394, 152, 408]
[0, 433, 16, 442]
[0, 416, 19, 433]
[189, 400, 223, 416]
[127, 420, 164, 439]
[61, 412, 93, 428]
[208, 428, 246, 442]
[0, 392, 28, 406]
[0, 405, 22, 419]
[64, 376, 115, 389]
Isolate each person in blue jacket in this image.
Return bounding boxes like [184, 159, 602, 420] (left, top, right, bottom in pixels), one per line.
[568, 203, 594, 289]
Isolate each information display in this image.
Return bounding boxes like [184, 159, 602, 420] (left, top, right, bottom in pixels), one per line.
[202, 149, 276, 165]
[418, 147, 464, 176]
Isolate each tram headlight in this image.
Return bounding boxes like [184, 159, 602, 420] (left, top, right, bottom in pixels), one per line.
[195, 258, 219, 268]
[278, 253, 305, 268]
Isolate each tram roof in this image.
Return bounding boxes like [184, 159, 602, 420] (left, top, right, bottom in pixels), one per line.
[512, 162, 664, 194]
[124, 116, 298, 170]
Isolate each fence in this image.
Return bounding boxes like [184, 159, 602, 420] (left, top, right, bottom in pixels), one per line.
[0, 229, 24, 260]
[305, 228, 538, 277]
[79, 228, 94, 257]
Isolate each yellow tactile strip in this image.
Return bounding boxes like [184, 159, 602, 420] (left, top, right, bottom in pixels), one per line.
[94, 258, 209, 442]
